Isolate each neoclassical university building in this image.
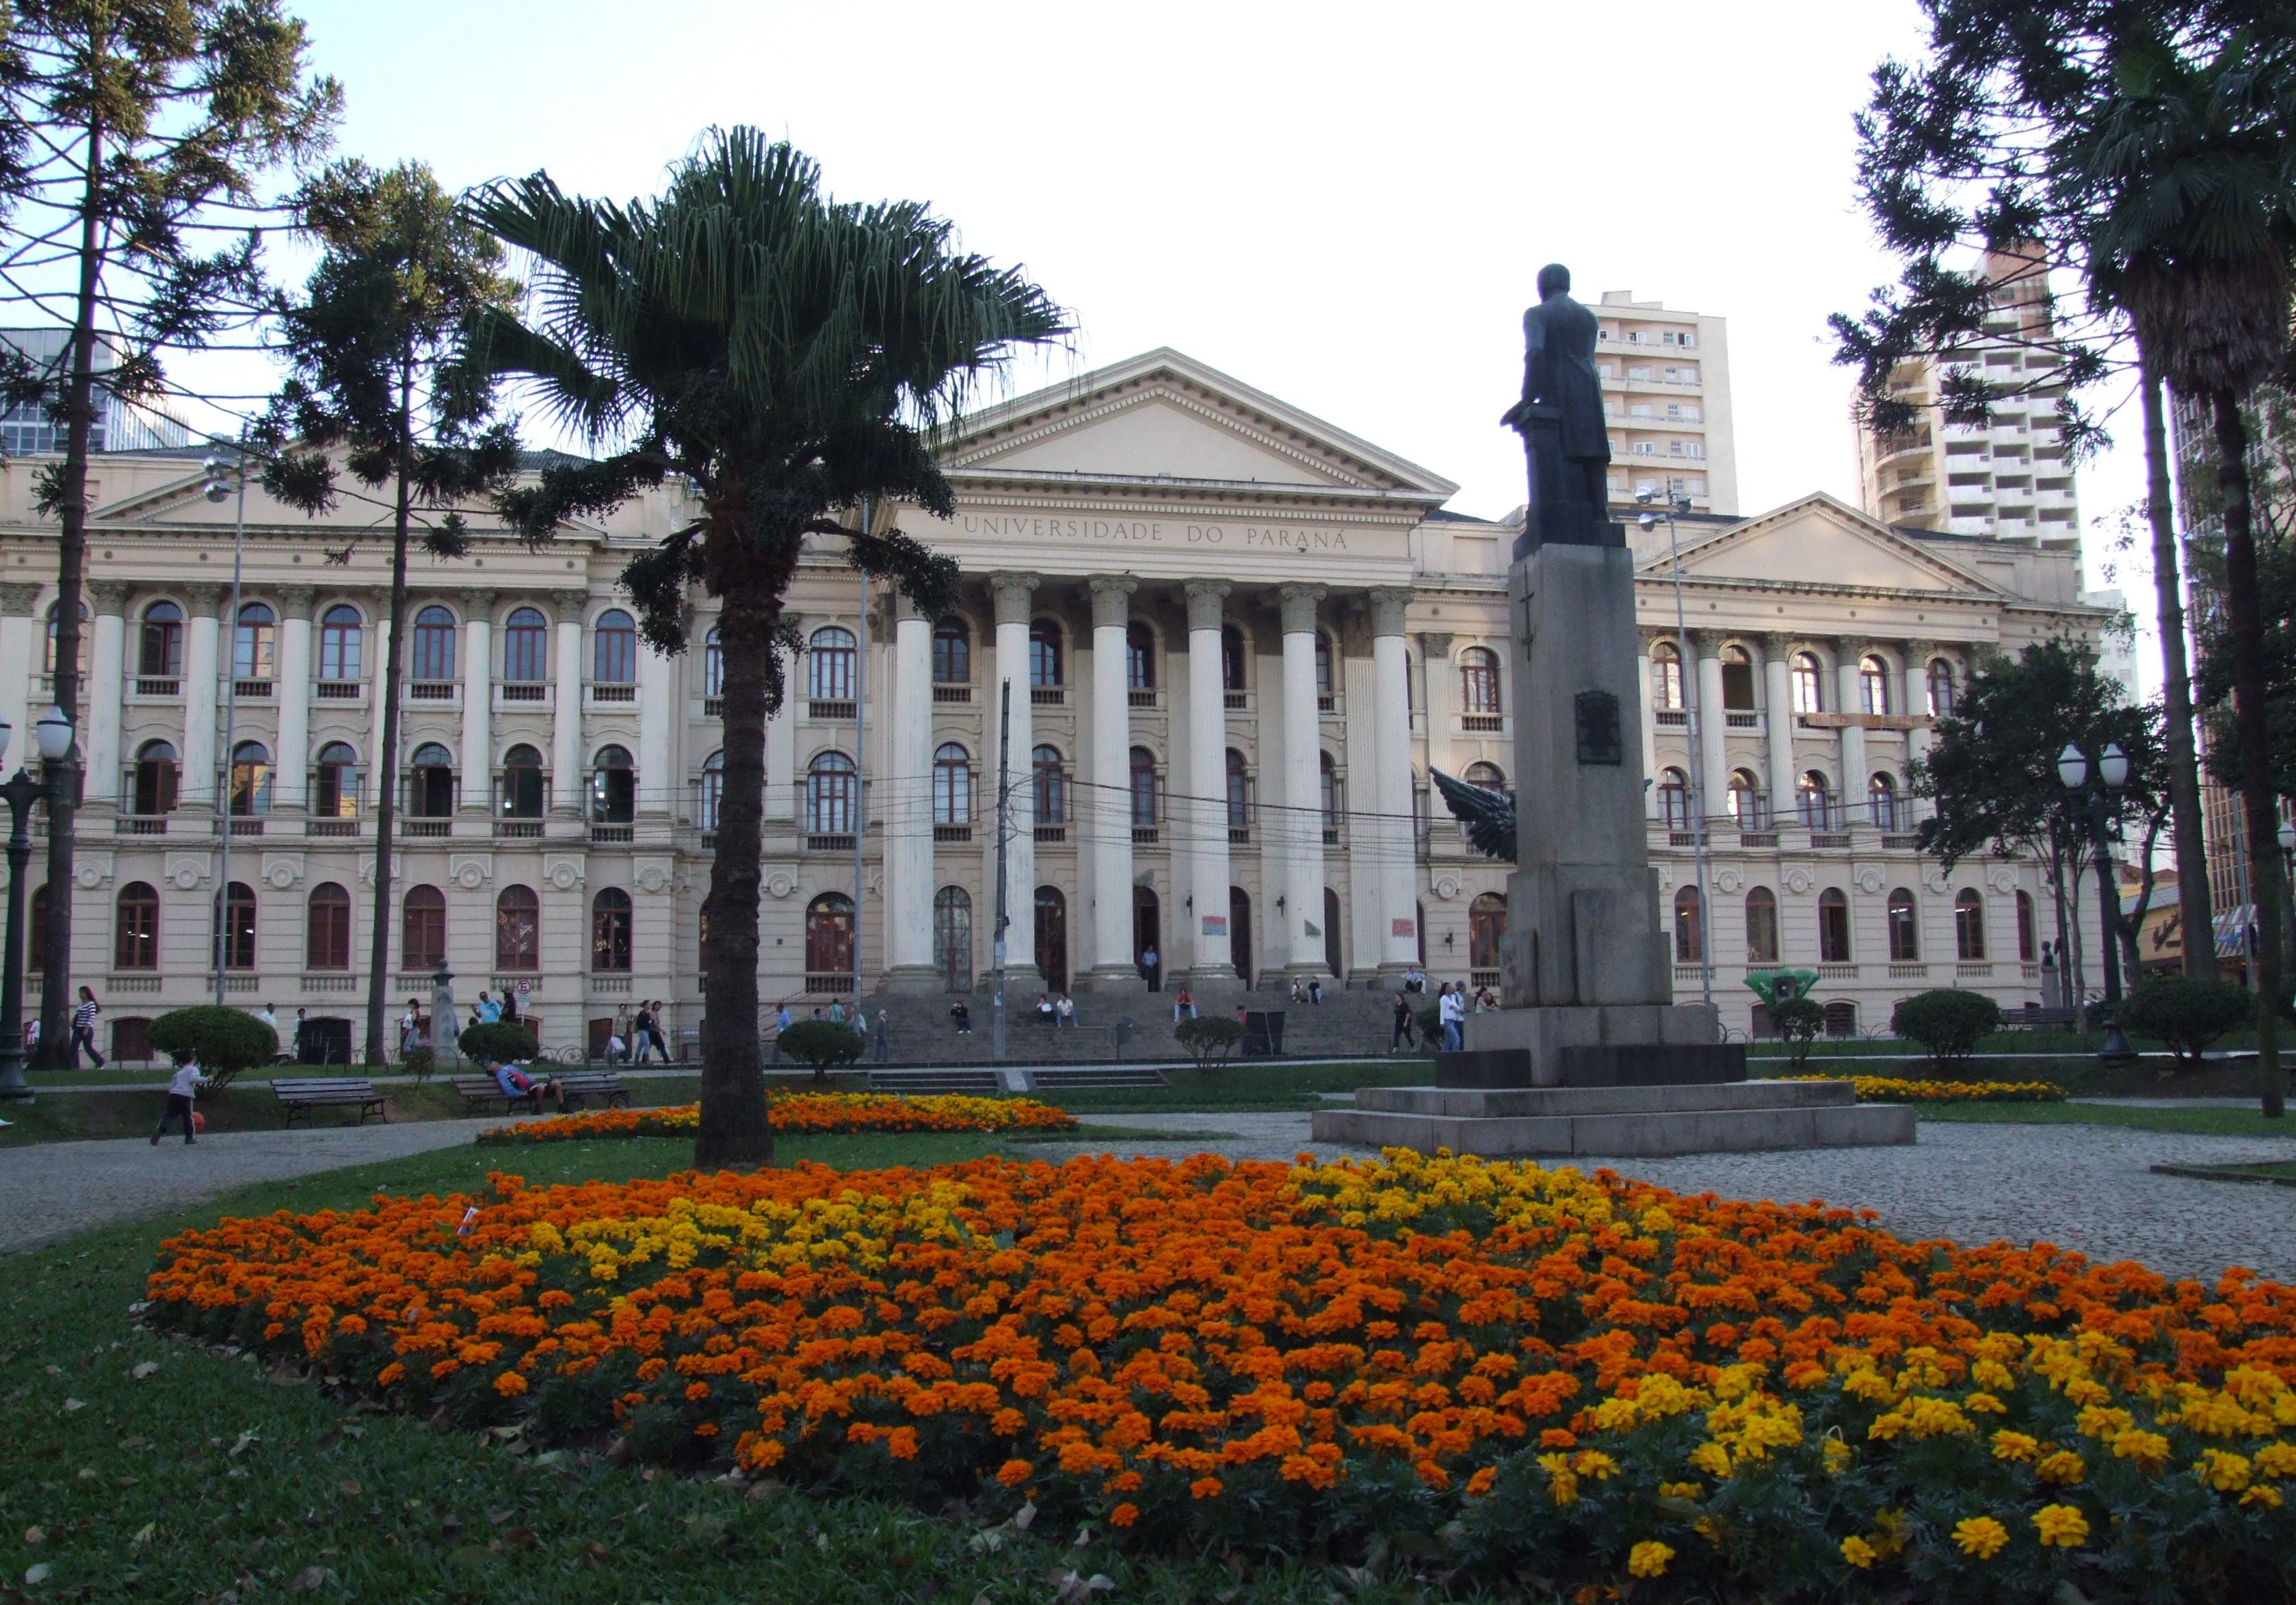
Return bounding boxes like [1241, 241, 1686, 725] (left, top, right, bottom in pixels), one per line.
[0, 348, 2109, 1060]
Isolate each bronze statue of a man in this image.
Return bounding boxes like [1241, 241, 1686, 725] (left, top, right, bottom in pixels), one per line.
[1502, 263, 1617, 551]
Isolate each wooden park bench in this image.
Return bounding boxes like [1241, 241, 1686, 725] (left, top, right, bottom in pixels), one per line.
[272, 1076, 388, 1128]
[2002, 1005, 2079, 1032]
[451, 1070, 631, 1115]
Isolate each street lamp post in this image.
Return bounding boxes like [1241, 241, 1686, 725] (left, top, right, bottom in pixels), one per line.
[2278, 819, 2295, 978]
[0, 708, 79, 1100]
[2059, 742, 2136, 1062]
[1637, 484, 1713, 1008]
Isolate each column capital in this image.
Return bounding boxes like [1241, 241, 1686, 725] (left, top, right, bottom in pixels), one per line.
[460, 586, 497, 617]
[1416, 629, 1453, 657]
[1760, 631, 1795, 659]
[85, 579, 127, 615]
[278, 583, 316, 616]
[0, 582, 38, 618]
[183, 582, 224, 615]
[1687, 629, 1723, 659]
[1182, 578, 1230, 634]
[988, 571, 1038, 627]
[1276, 582, 1325, 636]
[1903, 639, 1938, 664]
[891, 586, 929, 623]
[1836, 636, 1871, 662]
[1087, 573, 1137, 631]
[551, 588, 590, 623]
[1367, 586, 1412, 638]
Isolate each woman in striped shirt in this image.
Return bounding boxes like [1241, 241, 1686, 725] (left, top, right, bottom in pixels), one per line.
[71, 986, 103, 1069]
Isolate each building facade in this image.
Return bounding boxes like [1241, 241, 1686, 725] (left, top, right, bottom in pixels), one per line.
[2, 349, 2105, 1061]
[1594, 291, 1738, 518]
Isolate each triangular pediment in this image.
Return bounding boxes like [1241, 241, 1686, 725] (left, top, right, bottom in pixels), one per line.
[1650, 492, 2007, 597]
[942, 348, 1457, 501]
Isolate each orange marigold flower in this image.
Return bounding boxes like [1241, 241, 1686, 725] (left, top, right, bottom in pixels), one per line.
[494, 1371, 528, 1396]
[1110, 1502, 1139, 1527]
[1190, 1477, 1223, 1500]
[997, 1459, 1034, 1487]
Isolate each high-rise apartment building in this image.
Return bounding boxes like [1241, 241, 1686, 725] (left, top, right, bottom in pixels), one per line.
[0, 328, 190, 456]
[1853, 247, 2081, 546]
[1594, 291, 1739, 517]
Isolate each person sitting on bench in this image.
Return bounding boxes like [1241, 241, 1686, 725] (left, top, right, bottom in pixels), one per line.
[491, 1059, 566, 1114]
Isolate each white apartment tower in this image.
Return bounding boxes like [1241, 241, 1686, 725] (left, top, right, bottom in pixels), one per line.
[1594, 291, 1739, 518]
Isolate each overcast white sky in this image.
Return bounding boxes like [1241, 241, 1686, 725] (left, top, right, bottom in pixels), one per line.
[268, 0, 2161, 683]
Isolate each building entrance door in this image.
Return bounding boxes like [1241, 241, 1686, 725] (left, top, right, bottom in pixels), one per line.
[1035, 886, 1068, 994]
[1229, 887, 1252, 988]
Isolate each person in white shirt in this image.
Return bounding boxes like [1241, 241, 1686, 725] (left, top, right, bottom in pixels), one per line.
[1438, 983, 1466, 1052]
[151, 1058, 211, 1145]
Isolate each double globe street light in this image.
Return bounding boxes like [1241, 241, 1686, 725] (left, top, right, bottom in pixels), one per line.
[2058, 740, 2136, 1062]
[0, 705, 80, 1101]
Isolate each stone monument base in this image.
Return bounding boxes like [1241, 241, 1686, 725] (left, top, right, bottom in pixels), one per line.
[1311, 1079, 1916, 1160]
[1442, 1002, 1728, 1087]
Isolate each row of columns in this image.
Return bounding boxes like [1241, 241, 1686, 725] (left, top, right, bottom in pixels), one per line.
[880, 573, 1420, 991]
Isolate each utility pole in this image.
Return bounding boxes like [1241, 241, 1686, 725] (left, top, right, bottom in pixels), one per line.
[209, 436, 248, 1004]
[853, 498, 869, 1005]
[992, 679, 1011, 1063]
[1639, 482, 1713, 1008]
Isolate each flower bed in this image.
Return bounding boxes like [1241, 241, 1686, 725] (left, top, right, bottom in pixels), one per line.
[474, 1093, 1078, 1145]
[144, 1151, 2296, 1598]
[1784, 1074, 2068, 1104]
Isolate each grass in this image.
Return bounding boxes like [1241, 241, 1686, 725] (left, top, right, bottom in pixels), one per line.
[0, 1132, 1449, 1605]
[1914, 1099, 2296, 1138]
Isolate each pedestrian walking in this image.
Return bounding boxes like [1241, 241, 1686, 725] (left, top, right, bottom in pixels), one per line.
[770, 1003, 792, 1064]
[1439, 982, 1466, 1052]
[873, 1008, 891, 1062]
[150, 1056, 210, 1145]
[1140, 945, 1160, 992]
[70, 986, 103, 1069]
[1390, 991, 1416, 1052]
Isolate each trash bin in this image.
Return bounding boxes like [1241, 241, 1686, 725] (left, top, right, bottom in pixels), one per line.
[1241, 1009, 1285, 1058]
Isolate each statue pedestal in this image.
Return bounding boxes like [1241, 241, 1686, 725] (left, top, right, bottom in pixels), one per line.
[1312, 1079, 1916, 1159]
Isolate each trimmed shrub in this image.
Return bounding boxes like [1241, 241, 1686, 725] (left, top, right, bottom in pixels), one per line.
[147, 1006, 278, 1091]
[2115, 975, 2255, 1066]
[458, 1021, 540, 1066]
[776, 1019, 863, 1082]
[1174, 1015, 1244, 1071]
[1773, 996, 1825, 1068]
[401, 1046, 436, 1082]
[1417, 1005, 1442, 1044]
[1888, 988, 2002, 1063]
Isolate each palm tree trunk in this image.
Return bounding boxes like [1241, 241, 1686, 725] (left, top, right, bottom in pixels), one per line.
[695, 547, 785, 1169]
[2210, 387, 2284, 1117]
[363, 367, 415, 1065]
[2139, 358, 2217, 979]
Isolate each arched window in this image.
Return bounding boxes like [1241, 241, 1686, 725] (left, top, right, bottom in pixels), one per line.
[401, 885, 446, 971]
[215, 881, 256, 971]
[114, 881, 159, 970]
[44, 600, 88, 675]
[703, 627, 724, 699]
[1927, 657, 1957, 718]
[934, 742, 973, 826]
[1797, 770, 1834, 830]
[932, 616, 970, 684]
[1468, 892, 1507, 971]
[1463, 760, 1506, 790]
[1129, 746, 1158, 829]
[1868, 772, 1900, 832]
[592, 888, 633, 972]
[495, 885, 539, 971]
[229, 741, 272, 816]
[1726, 769, 1763, 828]
[934, 886, 973, 991]
[1029, 618, 1063, 686]
[1672, 884, 1704, 963]
[1320, 751, 1341, 836]
[408, 742, 456, 818]
[590, 608, 633, 686]
[306, 883, 351, 970]
[698, 751, 723, 831]
[1126, 621, 1154, 690]
[1887, 889, 1920, 961]
[2016, 889, 2037, 963]
[1745, 887, 1780, 963]
[1226, 748, 1251, 836]
[500, 743, 545, 818]
[233, 602, 276, 680]
[1652, 641, 1683, 709]
[808, 627, 855, 700]
[313, 742, 358, 820]
[1658, 767, 1691, 828]
[1221, 625, 1248, 692]
[1460, 647, 1501, 715]
[591, 744, 634, 824]
[1860, 655, 1892, 716]
[319, 604, 361, 683]
[1314, 632, 1335, 705]
[1819, 887, 1851, 963]
[1791, 651, 1824, 714]
[1721, 643, 1756, 710]
[411, 605, 456, 681]
[138, 601, 182, 678]
[1032, 744, 1064, 825]
[504, 605, 550, 683]
[1955, 888, 1987, 961]
[807, 751, 856, 835]
[131, 739, 178, 817]
[805, 891, 854, 978]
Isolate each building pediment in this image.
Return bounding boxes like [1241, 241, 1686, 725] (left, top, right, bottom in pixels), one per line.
[1648, 492, 2007, 599]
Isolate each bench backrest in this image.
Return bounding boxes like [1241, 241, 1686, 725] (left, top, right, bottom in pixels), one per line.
[272, 1078, 376, 1096]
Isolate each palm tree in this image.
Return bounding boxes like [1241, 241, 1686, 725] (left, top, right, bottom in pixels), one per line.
[464, 129, 1067, 1168]
[2088, 30, 2296, 1114]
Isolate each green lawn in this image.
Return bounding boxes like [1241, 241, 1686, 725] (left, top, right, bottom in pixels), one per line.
[1915, 1099, 2296, 1138]
[0, 1133, 1444, 1605]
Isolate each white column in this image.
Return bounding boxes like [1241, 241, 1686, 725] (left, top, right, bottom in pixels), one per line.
[1694, 631, 1729, 823]
[551, 590, 584, 818]
[368, 592, 391, 800]
[460, 590, 493, 813]
[1085, 575, 1141, 989]
[882, 591, 938, 991]
[182, 584, 221, 809]
[765, 636, 795, 821]
[274, 585, 313, 813]
[1903, 641, 1933, 821]
[1637, 641, 1660, 818]
[989, 573, 1039, 984]
[0, 584, 37, 777]
[1835, 640, 1868, 830]
[1371, 586, 1418, 975]
[1763, 634, 1797, 827]
[1280, 584, 1326, 979]
[1184, 579, 1235, 984]
[84, 582, 127, 803]
[637, 632, 672, 818]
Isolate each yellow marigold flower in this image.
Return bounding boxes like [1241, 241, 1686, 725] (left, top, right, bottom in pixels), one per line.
[2256, 1443, 2296, 1479]
[1992, 1431, 2040, 1462]
[1823, 1437, 1853, 1474]
[1658, 1481, 1703, 1500]
[1867, 1412, 1910, 1441]
[2113, 1431, 2171, 1472]
[1845, 1368, 1895, 1402]
[2033, 1504, 2088, 1548]
[1627, 1541, 1674, 1578]
[1964, 1391, 2007, 1415]
[1688, 1441, 1731, 1479]
[2075, 1405, 2134, 1439]
[1840, 1535, 1879, 1569]
[2240, 1483, 2282, 1509]
[1573, 1450, 1620, 1480]
[2196, 1449, 2252, 1492]
[2037, 1451, 2086, 1485]
[1953, 1516, 2009, 1559]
